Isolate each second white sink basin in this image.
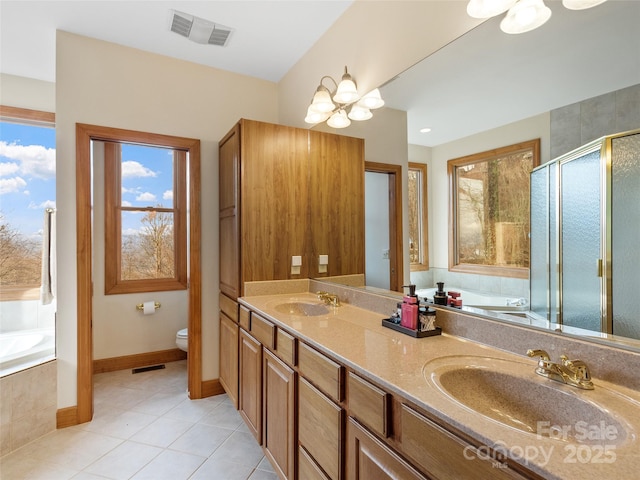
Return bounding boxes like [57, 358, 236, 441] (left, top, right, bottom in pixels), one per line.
[423, 355, 637, 446]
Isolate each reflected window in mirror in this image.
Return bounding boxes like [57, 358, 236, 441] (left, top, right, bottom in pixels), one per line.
[104, 141, 188, 294]
[408, 162, 428, 271]
[448, 139, 540, 279]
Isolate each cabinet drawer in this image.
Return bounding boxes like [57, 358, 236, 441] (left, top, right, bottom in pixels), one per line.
[299, 377, 344, 480]
[299, 446, 331, 480]
[347, 372, 390, 438]
[347, 417, 427, 480]
[400, 404, 524, 480]
[219, 293, 238, 322]
[276, 328, 297, 366]
[239, 305, 250, 330]
[250, 313, 275, 349]
[299, 342, 343, 402]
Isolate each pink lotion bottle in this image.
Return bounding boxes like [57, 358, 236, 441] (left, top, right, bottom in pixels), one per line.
[400, 284, 419, 330]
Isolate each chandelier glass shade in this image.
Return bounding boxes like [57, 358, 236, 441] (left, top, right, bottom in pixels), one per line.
[466, 0, 607, 34]
[305, 66, 384, 128]
[327, 109, 351, 129]
[500, 0, 552, 33]
[562, 0, 607, 10]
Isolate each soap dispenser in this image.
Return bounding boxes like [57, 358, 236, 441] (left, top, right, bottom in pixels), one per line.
[433, 282, 448, 306]
[401, 284, 419, 330]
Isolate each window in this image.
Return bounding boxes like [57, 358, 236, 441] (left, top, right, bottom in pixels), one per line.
[448, 139, 540, 279]
[408, 162, 428, 271]
[104, 141, 187, 294]
[0, 105, 56, 376]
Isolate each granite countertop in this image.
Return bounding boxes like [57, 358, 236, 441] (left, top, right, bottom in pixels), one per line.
[239, 292, 640, 480]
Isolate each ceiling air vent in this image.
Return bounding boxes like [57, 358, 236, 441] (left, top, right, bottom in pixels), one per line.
[169, 10, 233, 47]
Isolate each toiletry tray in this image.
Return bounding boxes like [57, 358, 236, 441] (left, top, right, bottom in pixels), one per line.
[381, 319, 442, 338]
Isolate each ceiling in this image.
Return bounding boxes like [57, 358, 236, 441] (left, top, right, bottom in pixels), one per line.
[0, 0, 352, 83]
[1, 1, 638, 148]
[382, 0, 640, 146]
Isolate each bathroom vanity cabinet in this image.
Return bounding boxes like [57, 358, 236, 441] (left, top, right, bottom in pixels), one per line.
[223, 300, 537, 480]
[233, 305, 298, 478]
[239, 328, 262, 443]
[263, 348, 296, 480]
[218, 119, 364, 300]
[218, 293, 239, 408]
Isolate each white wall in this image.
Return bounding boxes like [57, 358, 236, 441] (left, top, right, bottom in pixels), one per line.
[0, 74, 55, 112]
[91, 142, 188, 359]
[277, 1, 483, 129]
[55, 31, 279, 409]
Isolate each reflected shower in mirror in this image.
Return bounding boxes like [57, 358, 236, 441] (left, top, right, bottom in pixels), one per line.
[320, 0, 640, 350]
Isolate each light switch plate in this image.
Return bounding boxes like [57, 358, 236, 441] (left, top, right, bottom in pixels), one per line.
[291, 255, 302, 267]
[319, 254, 329, 265]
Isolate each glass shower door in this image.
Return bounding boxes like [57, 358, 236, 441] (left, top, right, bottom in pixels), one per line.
[611, 132, 640, 340]
[560, 147, 603, 332]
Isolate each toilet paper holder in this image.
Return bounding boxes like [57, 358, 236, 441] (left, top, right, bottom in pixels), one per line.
[136, 302, 161, 311]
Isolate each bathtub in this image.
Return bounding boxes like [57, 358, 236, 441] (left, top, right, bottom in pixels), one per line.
[415, 287, 528, 312]
[0, 328, 55, 377]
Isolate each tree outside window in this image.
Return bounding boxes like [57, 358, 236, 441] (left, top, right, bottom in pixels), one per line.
[448, 139, 540, 278]
[104, 142, 187, 294]
[408, 162, 428, 271]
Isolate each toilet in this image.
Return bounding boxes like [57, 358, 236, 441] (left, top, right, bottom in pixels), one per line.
[176, 328, 188, 352]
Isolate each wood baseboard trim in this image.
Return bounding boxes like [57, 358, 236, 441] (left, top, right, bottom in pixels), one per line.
[57, 406, 79, 428]
[93, 349, 187, 374]
[201, 379, 225, 398]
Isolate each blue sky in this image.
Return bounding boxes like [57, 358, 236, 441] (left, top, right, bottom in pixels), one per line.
[0, 121, 56, 238]
[0, 122, 175, 239]
[119, 143, 175, 236]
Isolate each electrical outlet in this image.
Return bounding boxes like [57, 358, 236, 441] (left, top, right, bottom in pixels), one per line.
[382, 249, 390, 259]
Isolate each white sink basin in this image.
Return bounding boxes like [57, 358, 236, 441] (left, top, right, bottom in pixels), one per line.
[423, 355, 638, 446]
[272, 301, 330, 317]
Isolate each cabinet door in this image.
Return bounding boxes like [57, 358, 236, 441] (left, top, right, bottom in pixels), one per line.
[308, 131, 364, 277]
[299, 377, 344, 480]
[241, 119, 310, 282]
[239, 329, 262, 443]
[299, 446, 331, 480]
[263, 349, 296, 480]
[219, 312, 239, 408]
[219, 123, 241, 299]
[400, 404, 526, 480]
[347, 418, 427, 480]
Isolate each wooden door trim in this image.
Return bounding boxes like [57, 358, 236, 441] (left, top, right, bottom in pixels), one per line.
[76, 123, 202, 424]
[365, 162, 403, 292]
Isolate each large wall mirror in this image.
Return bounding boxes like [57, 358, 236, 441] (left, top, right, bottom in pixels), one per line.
[317, 0, 640, 352]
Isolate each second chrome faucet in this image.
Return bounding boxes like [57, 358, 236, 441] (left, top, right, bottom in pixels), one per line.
[527, 349, 594, 390]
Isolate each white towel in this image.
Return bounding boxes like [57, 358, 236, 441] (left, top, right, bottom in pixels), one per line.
[40, 208, 57, 305]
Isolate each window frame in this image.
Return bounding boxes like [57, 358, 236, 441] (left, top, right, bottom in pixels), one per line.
[448, 139, 540, 279]
[104, 141, 188, 294]
[0, 106, 56, 302]
[408, 162, 429, 272]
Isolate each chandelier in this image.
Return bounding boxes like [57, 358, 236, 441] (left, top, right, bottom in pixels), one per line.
[466, 0, 607, 34]
[304, 66, 384, 129]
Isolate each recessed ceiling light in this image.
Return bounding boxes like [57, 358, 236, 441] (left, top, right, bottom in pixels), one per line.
[420, 127, 432, 133]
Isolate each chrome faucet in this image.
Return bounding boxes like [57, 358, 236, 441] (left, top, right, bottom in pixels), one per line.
[526, 349, 594, 390]
[316, 291, 340, 307]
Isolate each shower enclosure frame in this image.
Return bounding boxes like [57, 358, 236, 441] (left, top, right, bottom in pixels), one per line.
[530, 128, 640, 335]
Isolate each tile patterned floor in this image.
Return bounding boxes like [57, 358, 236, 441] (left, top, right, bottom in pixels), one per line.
[0, 360, 277, 479]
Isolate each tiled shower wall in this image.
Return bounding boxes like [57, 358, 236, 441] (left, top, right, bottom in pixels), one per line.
[550, 83, 640, 159]
[0, 360, 57, 456]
